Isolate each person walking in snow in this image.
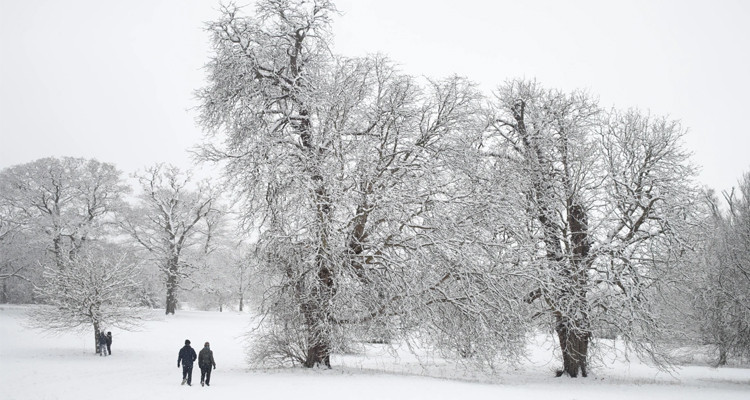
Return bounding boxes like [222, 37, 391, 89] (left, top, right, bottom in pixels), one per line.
[177, 339, 197, 386]
[98, 331, 108, 356]
[106, 332, 112, 355]
[198, 342, 216, 387]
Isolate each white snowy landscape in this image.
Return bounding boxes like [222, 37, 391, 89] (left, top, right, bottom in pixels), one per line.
[1, 304, 748, 400]
[2, 2, 750, 400]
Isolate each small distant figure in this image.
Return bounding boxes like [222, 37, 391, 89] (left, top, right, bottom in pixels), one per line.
[177, 339, 197, 386]
[106, 332, 112, 355]
[98, 331, 108, 357]
[198, 342, 217, 387]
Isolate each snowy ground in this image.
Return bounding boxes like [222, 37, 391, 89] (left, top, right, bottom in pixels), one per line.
[1, 305, 748, 400]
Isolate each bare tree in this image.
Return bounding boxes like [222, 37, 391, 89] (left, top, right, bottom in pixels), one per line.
[121, 164, 222, 315]
[28, 247, 149, 353]
[199, 0, 346, 367]
[486, 79, 699, 377]
[199, 0, 531, 369]
[186, 237, 255, 312]
[0, 207, 27, 283]
[692, 174, 750, 365]
[0, 158, 129, 303]
[0, 157, 129, 269]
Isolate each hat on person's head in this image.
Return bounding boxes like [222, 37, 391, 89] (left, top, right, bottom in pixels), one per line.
[204, 342, 210, 347]
[185, 339, 191, 345]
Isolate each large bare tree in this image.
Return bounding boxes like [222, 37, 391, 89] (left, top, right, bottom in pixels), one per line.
[486, 80, 698, 377]
[28, 246, 149, 353]
[0, 157, 129, 269]
[691, 173, 750, 365]
[121, 164, 222, 315]
[198, 1, 530, 368]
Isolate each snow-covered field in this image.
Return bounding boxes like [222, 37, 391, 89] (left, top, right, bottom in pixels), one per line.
[1, 305, 748, 400]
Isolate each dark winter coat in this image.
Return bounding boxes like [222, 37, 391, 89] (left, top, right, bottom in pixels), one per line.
[178, 345, 197, 367]
[99, 332, 108, 345]
[198, 347, 216, 369]
[106, 332, 112, 345]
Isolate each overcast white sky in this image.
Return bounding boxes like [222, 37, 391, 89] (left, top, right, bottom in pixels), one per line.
[1, 0, 748, 192]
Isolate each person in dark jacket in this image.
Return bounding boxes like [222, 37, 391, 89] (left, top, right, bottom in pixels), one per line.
[98, 331, 108, 357]
[177, 339, 197, 386]
[106, 332, 112, 355]
[198, 342, 217, 387]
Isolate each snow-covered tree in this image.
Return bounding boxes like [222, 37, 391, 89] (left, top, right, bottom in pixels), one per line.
[0, 226, 39, 303]
[186, 238, 254, 312]
[198, 1, 530, 369]
[485, 80, 699, 376]
[0, 205, 29, 287]
[0, 157, 129, 269]
[28, 247, 149, 354]
[691, 174, 750, 365]
[121, 164, 222, 314]
[0, 157, 129, 303]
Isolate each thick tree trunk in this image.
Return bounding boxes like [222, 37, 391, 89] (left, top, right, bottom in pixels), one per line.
[1, 279, 6, 304]
[93, 323, 101, 354]
[286, 30, 334, 368]
[717, 346, 728, 366]
[301, 273, 332, 369]
[165, 259, 178, 315]
[555, 316, 590, 377]
[53, 235, 64, 269]
[302, 164, 334, 368]
[302, 316, 332, 367]
[302, 218, 334, 368]
[556, 202, 592, 377]
[165, 280, 177, 315]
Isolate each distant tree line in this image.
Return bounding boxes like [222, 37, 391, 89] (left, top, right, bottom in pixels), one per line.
[0, 158, 238, 353]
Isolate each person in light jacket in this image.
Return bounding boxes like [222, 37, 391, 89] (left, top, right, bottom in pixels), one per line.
[177, 339, 197, 386]
[198, 342, 217, 387]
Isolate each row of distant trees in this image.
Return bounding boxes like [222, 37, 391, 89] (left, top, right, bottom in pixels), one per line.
[192, 0, 750, 374]
[1, 0, 748, 376]
[0, 158, 256, 352]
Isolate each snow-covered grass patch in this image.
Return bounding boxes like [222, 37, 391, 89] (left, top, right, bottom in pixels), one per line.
[1, 305, 748, 400]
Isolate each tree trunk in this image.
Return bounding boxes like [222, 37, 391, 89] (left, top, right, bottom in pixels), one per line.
[0, 279, 7, 304]
[239, 295, 244, 312]
[301, 165, 334, 369]
[165, 259, 178, 315]
[302, 298, 332, 368]
[555, 316, 589, 377]
[93, 323, 101, 354]
[717, 346, 728, 366]
[53, 235, 64, 269]
[556, 201, 592, 377]
[302, 228, 334, 368]
[165, 280, 177, 314]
